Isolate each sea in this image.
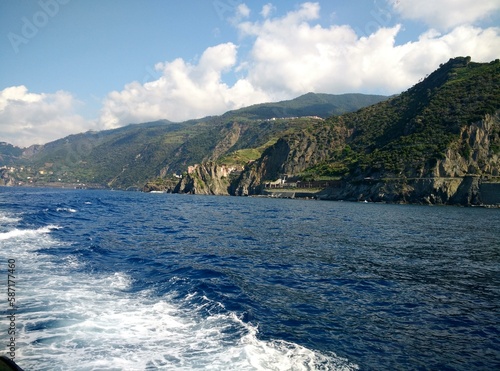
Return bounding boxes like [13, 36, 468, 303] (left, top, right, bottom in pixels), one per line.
[0, 187, 498, 371]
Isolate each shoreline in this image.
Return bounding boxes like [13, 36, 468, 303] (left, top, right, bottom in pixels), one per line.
[2, 183, 499, 208]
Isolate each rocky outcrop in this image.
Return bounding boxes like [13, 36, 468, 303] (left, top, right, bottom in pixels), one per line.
[0, 168, 16, 186]
[434, 113, 500, 177]
[231, 112, 500, 205]
[317, 113, 500, 205]
[231, 139, 290, 196]
[208, 122, 242, 161]
[317, 176, 483, 205]
[231, 123, 349, 195]
[174, 162, 242, 195]
[143, 178, 179, 193]
[22, 144, 43, 159]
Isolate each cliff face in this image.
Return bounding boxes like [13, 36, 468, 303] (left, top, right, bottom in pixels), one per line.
[435, 113, 499, 177]
[142, 178, 179, 193]
[231, 111, 500, 205]
[174, 162, 242, 195]
[317, 112, 500, 205]
[208, 122, 242, 161]
[231, 139, 290, 196]
[232, 123, 350, 195]
[316, 177, 481, 205]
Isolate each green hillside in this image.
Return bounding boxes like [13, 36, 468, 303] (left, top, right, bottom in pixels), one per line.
[2, 93, 386, 188]
[329, 57, 500, 179]
[231, 57, 500, 205]
[223, 92, 388, 120]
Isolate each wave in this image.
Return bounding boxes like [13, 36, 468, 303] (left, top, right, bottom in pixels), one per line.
[234, 315, 357, 371]
[0, 225, 61, 241]
[0, 195, 358, 370]
[14, 261, 357, 370]
[0, 212, 21, 224]
[56, 207, 77, 213]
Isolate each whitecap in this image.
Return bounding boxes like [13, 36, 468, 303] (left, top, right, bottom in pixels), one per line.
[56, 207, 77, 213]
[0, 212, 21, 224]
[107, 272, 132, 291]
[0, 225, 61, 241]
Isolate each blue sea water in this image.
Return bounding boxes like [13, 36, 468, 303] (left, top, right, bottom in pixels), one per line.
[0, 187, 499, 370]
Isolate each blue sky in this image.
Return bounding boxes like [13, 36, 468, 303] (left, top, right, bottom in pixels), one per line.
[1, 0, 499, 147]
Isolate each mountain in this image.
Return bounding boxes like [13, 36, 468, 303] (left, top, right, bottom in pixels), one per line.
[8, 57, 498, 206]
[225, 57, 500, 205]
[221, 92, 388, 120]
[1, 93, 387, 189]
[0, 142, 24, 165]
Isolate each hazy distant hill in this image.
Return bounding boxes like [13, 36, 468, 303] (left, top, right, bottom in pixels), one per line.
[0, 142, 24, 166]
[2, 93, 387, 188]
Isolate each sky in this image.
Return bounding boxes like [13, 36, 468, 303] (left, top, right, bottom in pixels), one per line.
[0, 0, 499, 147]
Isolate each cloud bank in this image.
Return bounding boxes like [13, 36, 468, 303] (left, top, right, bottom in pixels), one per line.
[2, 1, 499, 146]
[0, 86, 90, 147]
[389, 0, 499, 29]
[99, 43, 269, 129]
[100, 2, 499, 129]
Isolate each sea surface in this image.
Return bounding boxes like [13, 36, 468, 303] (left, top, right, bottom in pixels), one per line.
[0, 187, 499, 370]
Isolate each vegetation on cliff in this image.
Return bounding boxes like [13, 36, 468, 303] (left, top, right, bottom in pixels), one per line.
[232, 57, 500, 204]
[342, 57, 500, 178]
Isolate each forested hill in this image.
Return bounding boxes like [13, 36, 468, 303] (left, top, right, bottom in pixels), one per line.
[221, 92, 387, 120]
[230, 57, 500, 205]
[0, 93, 387, 189]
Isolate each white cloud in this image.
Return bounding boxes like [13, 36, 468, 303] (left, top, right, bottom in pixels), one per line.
[236, 4, 251, 18]
[100, 2, 500, 129]
[227, 3, 251, 25]
[4, 2, 500, 146]
[0, 86, 91, 147]
[261, 3, 276, 18]
[236, 3, 500, 96]
[99, 43, 270, 129]
[389, 0, 500, 29]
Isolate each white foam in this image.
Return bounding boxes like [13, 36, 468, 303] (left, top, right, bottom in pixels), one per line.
[0, 212, 21, 224]
[0, 225, 60, 241]
[107, 272, 132, 290]
[56, 207, 77, 213]
[0, 219, 357, 370]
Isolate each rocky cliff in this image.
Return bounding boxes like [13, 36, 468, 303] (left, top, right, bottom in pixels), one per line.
[231, 122, 350, 195]
[174, 162, 242, 195]
[231, 111, 500, 205]
[143, 178, 179, 193]
[435, 113, 499, 177]
[315, 112, 500, 205]
[229, 58, 500, 206]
